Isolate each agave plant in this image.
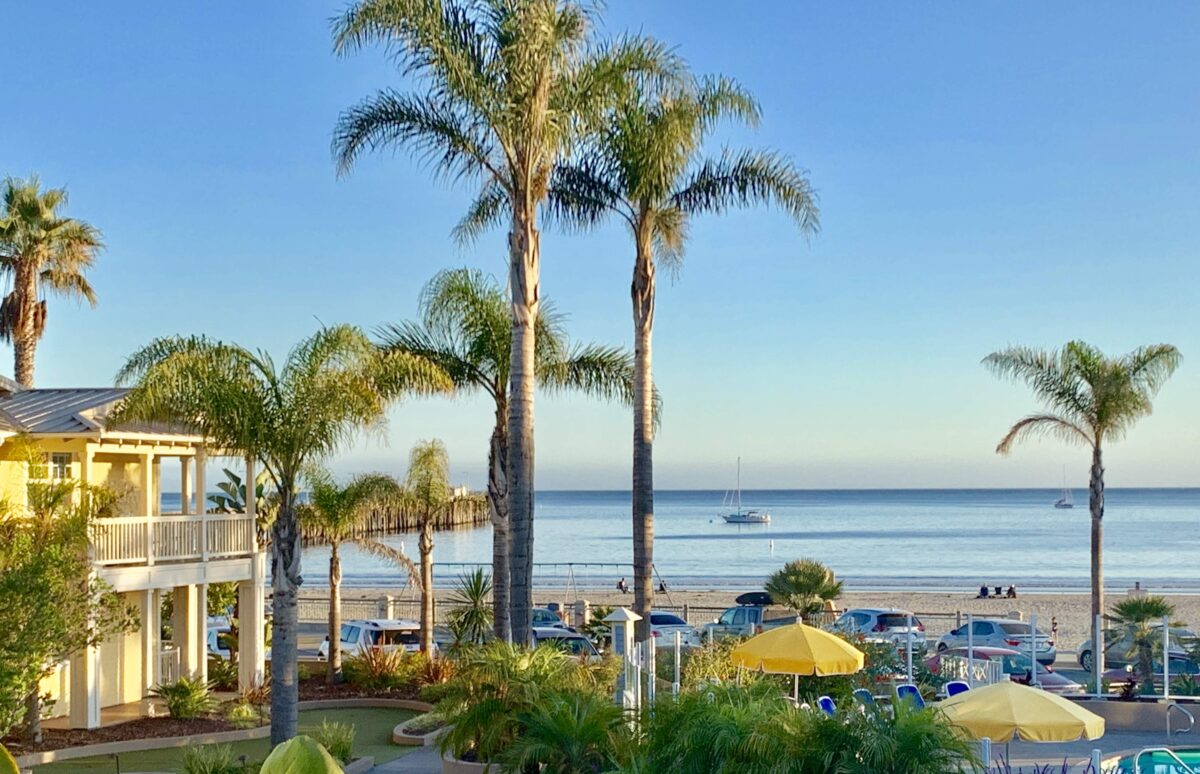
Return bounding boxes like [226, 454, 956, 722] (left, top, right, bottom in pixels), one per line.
[447, 568, 494, 648]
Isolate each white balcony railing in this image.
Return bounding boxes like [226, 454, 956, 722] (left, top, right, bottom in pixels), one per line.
[92, 513, 257, 566]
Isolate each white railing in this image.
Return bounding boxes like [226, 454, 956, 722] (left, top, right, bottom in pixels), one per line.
[159, 646, 181, 684]
[93, 514, 256, 566]
[941, 654, 1006, 687]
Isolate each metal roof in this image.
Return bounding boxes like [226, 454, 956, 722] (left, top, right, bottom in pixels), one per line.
[0, 387, 195, 438]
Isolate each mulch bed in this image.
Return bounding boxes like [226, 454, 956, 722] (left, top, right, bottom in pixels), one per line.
[4, 716, 239, 754]
[297, 673, 420, 701]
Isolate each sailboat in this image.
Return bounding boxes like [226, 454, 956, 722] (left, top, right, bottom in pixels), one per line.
[722, 458, 770, 524]
[1054, 466, 1074, 509]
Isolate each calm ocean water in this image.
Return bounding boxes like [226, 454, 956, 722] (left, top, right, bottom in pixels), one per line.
[165, 488, 1200, 593]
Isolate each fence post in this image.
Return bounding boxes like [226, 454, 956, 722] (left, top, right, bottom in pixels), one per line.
[682, 603, 690, 625]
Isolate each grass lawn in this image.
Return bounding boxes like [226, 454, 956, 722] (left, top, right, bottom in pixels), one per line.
[33, 707, 417, 773]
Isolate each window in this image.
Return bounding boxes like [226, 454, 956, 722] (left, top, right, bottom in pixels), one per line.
[718, 609, 738, 626]
[999, 623, 1031, 635]
[650, 613, 687, 627]
[971, 621, 992, 635]
[46, 452, 72, 479]
[731, 608, 748, 626]
[340, 625, 361, 644]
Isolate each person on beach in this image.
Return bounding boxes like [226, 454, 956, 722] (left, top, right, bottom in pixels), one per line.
[658, 581, 667, 593]
[995, 585, 1003, 597]
[1006, 585, 1017, 598]
[978, 584, 989, 599]
[617, 578, 629, 594]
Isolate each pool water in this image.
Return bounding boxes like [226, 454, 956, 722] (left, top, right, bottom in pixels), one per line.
[1115, 748, 1200, 773]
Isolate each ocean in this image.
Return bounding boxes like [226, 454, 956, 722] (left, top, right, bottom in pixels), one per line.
[192, 487, 1192, 594]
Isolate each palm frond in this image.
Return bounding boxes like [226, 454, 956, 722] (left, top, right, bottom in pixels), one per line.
[355, 538, 421, 591]
[995, 414, 1092, 455]
[452, 179, 510, 245]
[670, 148, 820, 234]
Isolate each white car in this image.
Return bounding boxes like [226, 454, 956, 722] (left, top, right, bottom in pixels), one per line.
[832, 608, 928, 653]
[648, 611, 700, 647]
[316, 619, 425, 660]
[531, 627, 601, 661]
[937, 618, 1056, 665]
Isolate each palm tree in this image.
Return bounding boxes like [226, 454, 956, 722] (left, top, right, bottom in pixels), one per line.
[983, 341, 1181, 682]
[447, 568, 494, 648]
[111, 325, 451, 744]
[403, 439, 453, 655]
[300, 469, 405, 683]
[332, 0, 676, 642]
[377, 268, 641, 641]
[0, 176, 102, 387]
[549, 75, 819, 636]
[764, 558, 842, 620]
[1108, 595, 1175, 693]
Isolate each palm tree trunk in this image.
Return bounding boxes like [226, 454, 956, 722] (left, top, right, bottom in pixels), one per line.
[631, 232, 656, 643]
[507, 208, 540, 645]
[13, 266, 39, 388]
[269, 486, 301, 745]
[24, 689, 41, 744]
[488, 402, 511, 642]
[1089, 442, 1105, 668]
[419, 517, 435, 655]
[327, 540, 342, 684]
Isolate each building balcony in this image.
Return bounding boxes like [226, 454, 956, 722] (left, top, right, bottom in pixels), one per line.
[93, 512, 257, 566]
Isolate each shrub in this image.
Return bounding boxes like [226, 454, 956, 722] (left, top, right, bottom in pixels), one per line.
[1172, 673, 1200, 696]
[207, 654, 239, 691]
[343, 648, 408, 691]
[401, 711, 446, 735]
[497, 691, 627, 773]
[182, 744, 241, 774]
[150, 677, 216, 720]
[226, 701, 260, 730]
[260, 736, 340, 774]
[296, 662, 311, 682]
[679, 637, 744, 690]
[310, 719, 355, 764]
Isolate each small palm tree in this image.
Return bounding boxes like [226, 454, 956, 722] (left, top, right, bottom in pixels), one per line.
[984, 341, 1181, 679]
[300, 469, 405, 683]
[1108, 595, 1176, 693]
[447, 569, 494, 648]
[378, 268, 642, 640]
[498, 691, 627, 773]
[764, 558, 842, 620]
[548, 74, 818, 637]
[404, 440, 452, 655]
[333, 0, 677, 643]
[111, 325, 451, 744]
[0, 176, 103, 387]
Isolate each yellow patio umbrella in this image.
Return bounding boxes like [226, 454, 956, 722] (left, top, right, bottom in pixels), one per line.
[730, 623, 864, 676]
[938, 681, 1105, 743]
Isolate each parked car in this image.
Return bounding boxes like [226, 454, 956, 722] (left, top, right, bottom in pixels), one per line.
[926, 646, 1082, 694]
[207, 624, 272, 661]
[700, 604, 798, 640]
[1102, 654, 1200, 689]
[1077, 625, 1198, 672]
[832, 608, 928, 654]
[532, 607, 575, 631]
[316, 618, 424, 660]
[531, 627, 601, 661]
[648, 611, 701, 647]
[936, 618, 1056, 665]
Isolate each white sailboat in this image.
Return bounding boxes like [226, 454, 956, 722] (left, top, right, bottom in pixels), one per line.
[722, 458, 770, 524]
[1054, 466, 1074, 509]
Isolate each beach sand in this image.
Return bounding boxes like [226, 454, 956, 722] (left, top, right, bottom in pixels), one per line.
[313, 587, 1200, 651]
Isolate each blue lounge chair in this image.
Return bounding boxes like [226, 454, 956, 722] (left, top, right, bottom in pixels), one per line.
[852, 688, 876, 706]
[817, 695, 836, 716]
[944, 680, 970, 697]
[895, 683, 925, 709]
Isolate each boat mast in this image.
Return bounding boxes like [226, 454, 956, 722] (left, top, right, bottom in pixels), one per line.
[736, 457, 742, 514]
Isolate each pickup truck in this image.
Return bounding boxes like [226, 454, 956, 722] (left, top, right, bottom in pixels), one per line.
[700, 604, 799, 640]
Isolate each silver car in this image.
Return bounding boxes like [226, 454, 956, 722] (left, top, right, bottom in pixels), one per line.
[937, 618, 1056, 665]
[832, 608, 927, 653]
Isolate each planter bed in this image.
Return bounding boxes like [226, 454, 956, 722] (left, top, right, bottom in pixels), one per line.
[4, 717, 242, 755]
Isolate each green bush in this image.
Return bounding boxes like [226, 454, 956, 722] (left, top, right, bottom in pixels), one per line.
[150, 677, 216, 720]
[401, 711, 446, 735]
[182, 744, 242, 774]
[207, 654, 239, 691]
[679, 637, 745, 690]
[310, 719, 355, 764]
[226, 701, 261, 730]
[343, 648, 409, 691]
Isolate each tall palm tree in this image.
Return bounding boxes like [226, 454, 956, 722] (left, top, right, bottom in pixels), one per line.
[403, 439, 453, 655]
[549, 75, 819, 636]
[983, 341, 1181, 683]
[1108, 595, 1175, 693]
[300, 469, 405, 683]
[332, 0, 677, 642]
[0, 176, 102, 387]
[377, 267, 641, 641]
[111, 325, 451, 744]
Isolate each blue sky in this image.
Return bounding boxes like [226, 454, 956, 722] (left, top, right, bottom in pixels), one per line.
[3, 2, 1197, 489]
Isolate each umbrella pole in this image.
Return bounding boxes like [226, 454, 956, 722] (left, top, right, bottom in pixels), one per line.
[980, 737, 991, 768]
[793, 674, 799, 701]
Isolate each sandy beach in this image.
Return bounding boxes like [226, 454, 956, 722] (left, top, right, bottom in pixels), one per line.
[307, 586, 1200, 651]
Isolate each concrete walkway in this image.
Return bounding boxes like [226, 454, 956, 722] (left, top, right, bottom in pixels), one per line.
[371, 745, 441, 774]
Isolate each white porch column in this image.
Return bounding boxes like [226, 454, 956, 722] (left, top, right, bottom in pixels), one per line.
[195, 448, 207, 515]
[173, 585, 201, 679]
[152, 457, 162, 516]
[68, 641, 100, 729]
[140, 590, 160, 695]
[238, 553, 267, 690]
[196, 583, 209, 684]
[140, 454, 155, 516]
[180, 457, 192, 515]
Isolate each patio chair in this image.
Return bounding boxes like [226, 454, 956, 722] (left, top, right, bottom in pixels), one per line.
[894, 683, 926, 709]
[816, 695, 836, 716]
[851, 688, 876, 706]
[944, 680, 970, 697]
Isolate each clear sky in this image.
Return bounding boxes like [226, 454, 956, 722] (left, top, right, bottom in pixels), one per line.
[3, 2, 1197, 490]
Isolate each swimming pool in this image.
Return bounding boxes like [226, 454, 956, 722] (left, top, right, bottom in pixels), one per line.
[1115, 747, 1200, 773]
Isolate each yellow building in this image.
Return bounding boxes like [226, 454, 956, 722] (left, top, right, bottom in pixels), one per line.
[0, 382, 267, 729]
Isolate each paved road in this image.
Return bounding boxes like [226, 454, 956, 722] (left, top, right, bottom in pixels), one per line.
[370, 746, 440, 774]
